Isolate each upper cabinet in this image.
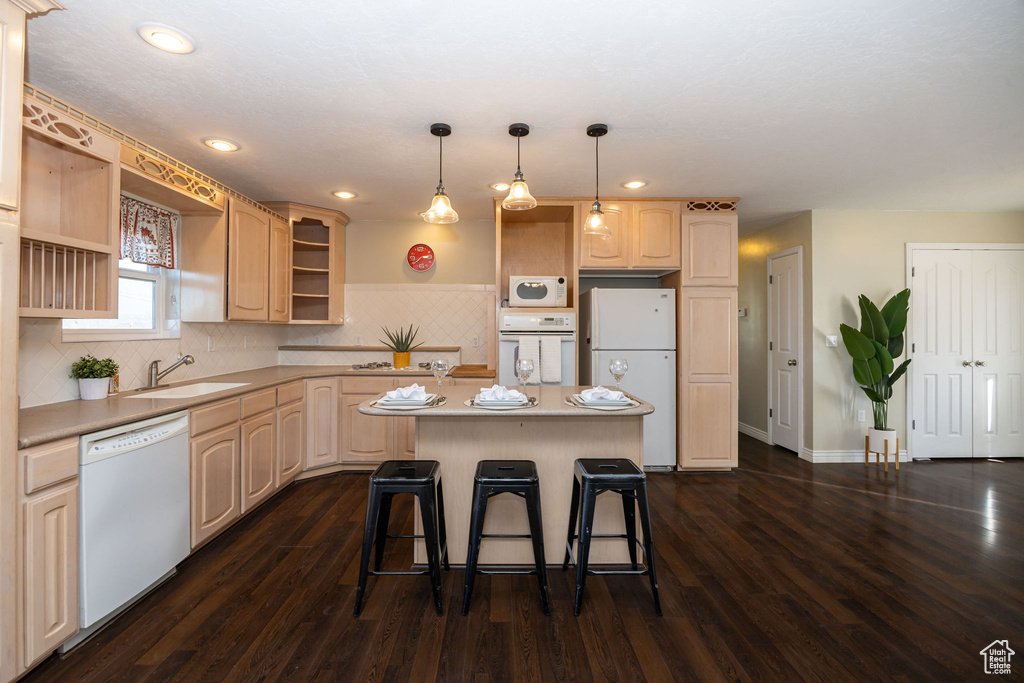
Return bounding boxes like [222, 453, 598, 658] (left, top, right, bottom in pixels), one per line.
[262, 202, 347, 325]
[579, 201, 681, 271]
[268, 216, 291, 322]
[227, 198, 270, 321]
[0, 1, 25, 210]
[680, 213, 738, 287]
[18, 98, 120, 318]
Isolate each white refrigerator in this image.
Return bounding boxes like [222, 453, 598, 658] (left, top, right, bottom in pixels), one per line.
[580, 288, 676, 468]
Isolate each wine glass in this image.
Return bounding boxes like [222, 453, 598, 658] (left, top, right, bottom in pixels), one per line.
[609, 358, 629, 389]
[430, 359, 450, 392]
[515, 358, 535, 389]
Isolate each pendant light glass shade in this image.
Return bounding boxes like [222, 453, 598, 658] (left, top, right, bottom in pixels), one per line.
[423, 188, 459, 224]
[501, 124, 538, 211]
[583, 123, 611, 239]
[423, 123, 459, 224]
[583, 200, 612, 239]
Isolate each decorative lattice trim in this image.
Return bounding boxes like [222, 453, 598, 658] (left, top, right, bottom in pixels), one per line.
[23, 84, 284, 220]
[686, 200, 738, 212]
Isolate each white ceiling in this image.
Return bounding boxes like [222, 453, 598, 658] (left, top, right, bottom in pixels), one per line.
[25, 0, 1024, 233]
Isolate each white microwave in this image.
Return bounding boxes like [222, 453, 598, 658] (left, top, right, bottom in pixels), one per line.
[509, 275, 568, 308]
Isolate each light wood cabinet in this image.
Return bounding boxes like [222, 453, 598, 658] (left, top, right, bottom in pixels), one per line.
[276, 401, 305, 486]
[677, 287, 738, 470]
[240, 411, 276, 514]
[227, 198, 270, 321]
[341, 394, 394, 462]
[681, 213, 738, 286]
[579, 201, 681, 271]
[22, 482, 78, 668]
[268, 216, 291, 322]
[632, 202, 682, 269]
[396, 418, 416, 460]
[305, 378, 339, 469]
[190, 423, 241, 547]
[0, 0, 25, 210]
[579, 202, 631, 269]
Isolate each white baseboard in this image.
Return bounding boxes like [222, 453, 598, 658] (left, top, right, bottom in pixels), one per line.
[800, 448, 909, 464]
[738, 422, 771, 444]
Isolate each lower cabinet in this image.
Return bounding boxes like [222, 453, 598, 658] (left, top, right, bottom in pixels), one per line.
[305, 378, 339, 469]
[340, 393, 395, 462]
[276, 400, 305, 486]
[241, 411, 276, 514]
[396, 417, 416, 459]
[22, 482, 78, 668]
[190, 423, 241, 547]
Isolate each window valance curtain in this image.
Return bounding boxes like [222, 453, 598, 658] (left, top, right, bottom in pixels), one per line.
[120, 195, 179, 269]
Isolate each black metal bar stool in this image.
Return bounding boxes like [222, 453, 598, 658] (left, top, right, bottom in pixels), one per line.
[462, 460, 551, 616]
[562, 458, 662, 616]
[354, 460, 449, 616]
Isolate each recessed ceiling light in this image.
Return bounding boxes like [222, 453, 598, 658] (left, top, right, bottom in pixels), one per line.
[333, 191, 357, 199]
[490, 182, 510, 192]
[202, 138, 239, 152]
[137, 23, 196, 54]
[622, 180, 647, 189]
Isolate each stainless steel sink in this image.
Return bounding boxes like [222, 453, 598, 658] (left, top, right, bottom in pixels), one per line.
[129, 382, 249, 399]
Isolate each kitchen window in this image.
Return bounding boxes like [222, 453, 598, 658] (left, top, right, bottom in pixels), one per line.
[62, 194, 181, 342]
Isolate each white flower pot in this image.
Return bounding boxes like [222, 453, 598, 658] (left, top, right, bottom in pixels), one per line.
[78, 377, 111, 401]
[867, 427, 896, 455]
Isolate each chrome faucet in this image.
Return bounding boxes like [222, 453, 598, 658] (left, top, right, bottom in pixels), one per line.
[147, 355, 195, 388]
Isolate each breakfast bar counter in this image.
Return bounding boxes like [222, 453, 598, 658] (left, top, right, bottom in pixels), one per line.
[359, 385, 654, 565]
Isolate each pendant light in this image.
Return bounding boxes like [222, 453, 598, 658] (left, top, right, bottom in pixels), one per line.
[422, 123, 459, 224]
[583, 123, 612, 239]
[501, 123, 538, 211]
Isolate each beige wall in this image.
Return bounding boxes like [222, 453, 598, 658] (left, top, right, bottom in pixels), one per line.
[346, 219, 495, 284]
[810, 210, 1024, 453]
[737, 212, 814, 448]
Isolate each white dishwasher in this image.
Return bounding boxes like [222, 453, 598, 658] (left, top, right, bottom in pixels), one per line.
[70, 410, 190, 648]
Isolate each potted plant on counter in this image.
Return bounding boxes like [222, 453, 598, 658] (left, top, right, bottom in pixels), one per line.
[840, 289, 911, 455]
[70, 354, 119, 401]
[380, 325, 424, 369]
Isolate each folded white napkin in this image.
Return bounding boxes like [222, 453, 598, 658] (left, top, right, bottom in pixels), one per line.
[477, 384, 526, 402]
[385, 383, 428, 401]
[580, 386, 627, 402]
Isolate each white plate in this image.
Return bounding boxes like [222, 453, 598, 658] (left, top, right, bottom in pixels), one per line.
[371, 398, 446, 411]
[565, 397, 637, 411]
[377, 393, 438, 405]
[572, 393, 632, 406]
[465, 397, 537, 410]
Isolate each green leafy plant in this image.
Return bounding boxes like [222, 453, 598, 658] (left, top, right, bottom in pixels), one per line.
[69, 354, 119, 379]
[839, 289, 911, 430]
[379, 325, 424, 353]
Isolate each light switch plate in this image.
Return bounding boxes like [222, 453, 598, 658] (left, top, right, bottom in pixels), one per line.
[857, 410, 866, 422]
[826, 335, 838, 347]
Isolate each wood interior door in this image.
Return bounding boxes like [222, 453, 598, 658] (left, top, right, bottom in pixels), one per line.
[268, 216, 291, 322]
[970, 250, 1024, 458]
[768, 249, 802, 453]
[276, 402, 305, 486]
[240, 411, 276, 513]
[678, 287, 738, 469]
[227, 199, 269, 321]
[305, 379, 338, 469]
[579, 202, 631, 269]
[22, 482, 78, 668]
[632, 202, 681, 269]
[681, 214, 738, 286]
[340, 395, 394, 462]
[190, 424, 241, 547]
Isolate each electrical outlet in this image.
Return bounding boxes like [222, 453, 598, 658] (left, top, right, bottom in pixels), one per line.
[354, 336, 362, 346]
[314, 335, 322, 346]
[243, 335, 249, 350]
[207, 335, 216, 352]
[857, 410, 866, 422]
[472, 337, 481, 348]
[826, 335, 838, 348]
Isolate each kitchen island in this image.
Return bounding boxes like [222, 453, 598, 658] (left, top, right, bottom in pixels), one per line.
[358, 384, 654, 565]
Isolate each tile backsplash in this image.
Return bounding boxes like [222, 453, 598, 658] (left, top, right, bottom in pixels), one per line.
[19, 284, 494, 408]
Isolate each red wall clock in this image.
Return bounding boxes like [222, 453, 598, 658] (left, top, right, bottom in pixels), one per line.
[407, 243, 435, 271]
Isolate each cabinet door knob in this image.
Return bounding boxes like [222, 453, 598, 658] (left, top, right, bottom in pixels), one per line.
[963, 360, 974, 367]
[787, 359, 798, 366]
[975, 360, 986, 367]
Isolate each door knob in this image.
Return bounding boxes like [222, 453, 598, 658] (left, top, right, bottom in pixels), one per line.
[962, 360, 974, 367]
[787, 359, 798, 366]
[975, 360, 986, 367]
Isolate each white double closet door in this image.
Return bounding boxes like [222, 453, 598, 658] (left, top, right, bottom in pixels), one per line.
[910, 248, 1024, 458]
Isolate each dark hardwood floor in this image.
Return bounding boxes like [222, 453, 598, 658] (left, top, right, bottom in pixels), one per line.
[24, 436, 1024, 682]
